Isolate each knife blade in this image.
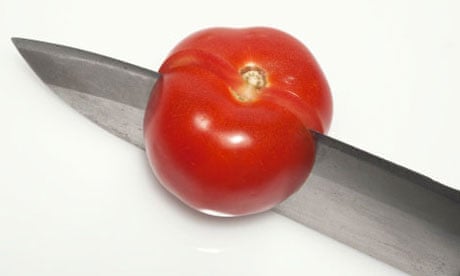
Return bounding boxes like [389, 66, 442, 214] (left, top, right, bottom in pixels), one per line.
[12, 37, 460, 276]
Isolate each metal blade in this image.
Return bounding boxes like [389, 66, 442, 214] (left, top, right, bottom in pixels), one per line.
[12, 37, 158, 148]
[13, 38, 460, 275]
[274, 132, 460, 276]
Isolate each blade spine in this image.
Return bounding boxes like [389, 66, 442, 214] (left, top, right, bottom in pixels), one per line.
[12, 37, 160, 110]
[12, 37, 160, 82]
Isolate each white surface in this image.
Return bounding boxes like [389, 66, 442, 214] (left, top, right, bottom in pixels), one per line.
[1, 0, 459, 275]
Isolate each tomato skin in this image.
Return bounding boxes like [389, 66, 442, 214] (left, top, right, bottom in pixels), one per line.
[144, 27, 332, 216]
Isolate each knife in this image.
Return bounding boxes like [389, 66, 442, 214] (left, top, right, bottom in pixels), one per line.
[11, 37, 460, 276]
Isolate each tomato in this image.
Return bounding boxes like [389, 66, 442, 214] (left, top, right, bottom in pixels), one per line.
[144, 27, 332, 216]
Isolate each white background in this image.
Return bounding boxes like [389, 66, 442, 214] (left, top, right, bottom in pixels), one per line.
[1, 0, 459, 275]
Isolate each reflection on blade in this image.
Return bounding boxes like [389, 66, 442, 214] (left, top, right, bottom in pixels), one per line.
[13, 38, 460, 275]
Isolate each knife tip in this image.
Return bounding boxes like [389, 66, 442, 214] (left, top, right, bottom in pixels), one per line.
[11, 38, 42, 58]
[11, 37, 20, 45]
[11, 37, 26, 51]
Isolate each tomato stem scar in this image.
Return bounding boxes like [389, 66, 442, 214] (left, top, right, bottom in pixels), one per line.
[241, 65, 266, 89]
[231, 65, 267, 102]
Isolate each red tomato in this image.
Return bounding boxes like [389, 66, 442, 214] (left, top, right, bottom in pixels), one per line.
[144, 27, 332, 216]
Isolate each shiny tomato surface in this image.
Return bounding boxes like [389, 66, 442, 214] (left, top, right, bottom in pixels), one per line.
[144, 27, 332, 216]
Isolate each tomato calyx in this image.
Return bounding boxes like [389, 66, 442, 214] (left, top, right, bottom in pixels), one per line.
[232, 64, 267, 103]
